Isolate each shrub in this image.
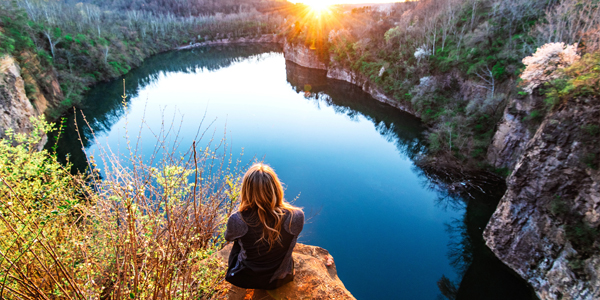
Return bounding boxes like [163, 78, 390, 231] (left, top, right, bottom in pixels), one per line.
[0, 115, 242, 299]
[520, 43, 580, 94]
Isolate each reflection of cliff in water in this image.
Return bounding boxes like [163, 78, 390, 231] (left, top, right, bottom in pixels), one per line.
[285, 61, 426, 160]
[416, 166, 538, 300]
[49, 44, 283, 172]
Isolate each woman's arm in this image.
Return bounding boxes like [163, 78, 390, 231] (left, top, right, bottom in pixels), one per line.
[288, 209, 304, 236]
[224, 212, 247, 241]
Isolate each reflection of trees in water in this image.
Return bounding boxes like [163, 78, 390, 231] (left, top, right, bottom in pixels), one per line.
[284, 61, 426, 160]
[49, 44, 282, 172]
[415, 164, 536, 300]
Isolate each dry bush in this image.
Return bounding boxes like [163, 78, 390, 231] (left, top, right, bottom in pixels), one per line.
[0, 99, 242, 299]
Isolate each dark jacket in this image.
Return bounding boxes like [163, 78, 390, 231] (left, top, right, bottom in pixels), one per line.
[224, 208, 304, 290]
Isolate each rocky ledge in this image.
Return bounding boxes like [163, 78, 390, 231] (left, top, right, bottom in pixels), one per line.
[211, 243, 356, 300]
[484, 96, 600, 300]
[283, 40, 416, 116]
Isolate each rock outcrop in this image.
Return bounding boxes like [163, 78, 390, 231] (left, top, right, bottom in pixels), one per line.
[283, 40, 328, 70]
[0, 55, 44, 146]
[487, 94, 544, 171]
[484, 96, 600, 300]
[0, 53, 63, 148]
[178, 34, 283, 50]
[282, 40, 416, 115]
[213, 243, 356, 300]
[327, 61, 417, 115]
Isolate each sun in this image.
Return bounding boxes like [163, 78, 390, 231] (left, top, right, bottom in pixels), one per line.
[298, 1, 332, 14]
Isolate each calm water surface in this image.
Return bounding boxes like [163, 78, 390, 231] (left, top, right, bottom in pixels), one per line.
[54, 45, 535, 300]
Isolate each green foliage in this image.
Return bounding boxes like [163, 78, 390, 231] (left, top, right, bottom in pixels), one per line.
[24, 82, 36, 98]
[428, 132, 441, 153]
[544, 53, 600, 109]
[566, 220, 599, 255]
[582, 124, 600, 136]
[550, 195, 569, 216]
[0, 116, 240, 299]
[581, 153, 598, 170]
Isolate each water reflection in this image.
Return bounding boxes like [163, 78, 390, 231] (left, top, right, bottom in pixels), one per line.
[414, 165, 537, 300]
[284, 61, 426, 161]
[50, 44, 283, 172]
[49, 45, 535, 299]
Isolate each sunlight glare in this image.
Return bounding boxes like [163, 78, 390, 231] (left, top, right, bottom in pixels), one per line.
[301, 1, 332, 14]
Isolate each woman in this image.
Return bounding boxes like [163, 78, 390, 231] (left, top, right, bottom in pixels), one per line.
[224, 163, 304, 290]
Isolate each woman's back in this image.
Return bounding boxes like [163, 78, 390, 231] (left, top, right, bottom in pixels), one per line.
[223, 162, 304, 290]
[225, 208, 304, 289]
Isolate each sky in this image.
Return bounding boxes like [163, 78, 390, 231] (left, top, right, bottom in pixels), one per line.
[290, 0, 402, 6]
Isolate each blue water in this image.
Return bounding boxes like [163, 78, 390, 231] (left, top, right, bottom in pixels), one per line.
[54, 45, 534, 300]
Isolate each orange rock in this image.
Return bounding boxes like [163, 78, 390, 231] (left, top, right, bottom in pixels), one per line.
[214, 243, 356, 300]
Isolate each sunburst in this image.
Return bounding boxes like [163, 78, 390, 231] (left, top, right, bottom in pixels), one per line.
[299, 1, 332, 14]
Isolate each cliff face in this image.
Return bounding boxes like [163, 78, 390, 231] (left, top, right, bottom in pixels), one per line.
[213, 243, 356, 299]
[484, 96, 600, 300]
[283, 40, 328, 70]
[283, 40, 416, 115]
[487, 95, 545, 171]
[0, 54, 63, 148]
[327, 61, 417, 115]
[0, 55, 43, 146]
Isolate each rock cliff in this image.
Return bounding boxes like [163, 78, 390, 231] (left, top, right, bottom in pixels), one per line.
[327, 61, 417, 115]
[0, 54, 62, 148]
[283, 39, 416, 115]
[283, 40, 328, 70]
[484, 96, 600, 300]
[0, 55, 44, 147]
[487, 94, 545, 171]
[212, 243, 356, 300]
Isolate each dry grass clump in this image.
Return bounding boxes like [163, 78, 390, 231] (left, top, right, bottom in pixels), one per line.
[0, 102, 242, 299]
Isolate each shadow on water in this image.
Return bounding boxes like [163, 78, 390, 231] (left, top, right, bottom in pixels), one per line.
[49, 44, 537, 300]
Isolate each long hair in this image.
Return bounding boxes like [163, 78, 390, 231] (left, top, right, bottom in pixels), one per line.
[238, 163, 300, 249]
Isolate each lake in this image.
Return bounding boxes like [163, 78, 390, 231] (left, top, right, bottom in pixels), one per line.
[52, 44, 535, 300]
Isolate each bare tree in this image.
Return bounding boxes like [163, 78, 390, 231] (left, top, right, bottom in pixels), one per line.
[43, 29, 61, 58]
[475, 65, 495, 99]
[534, 0, 600, 52]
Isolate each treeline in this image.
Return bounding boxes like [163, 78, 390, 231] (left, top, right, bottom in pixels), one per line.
[82, 0, 291, 16]
[284, 0, 600, 167]
[0, 0, 284, 118]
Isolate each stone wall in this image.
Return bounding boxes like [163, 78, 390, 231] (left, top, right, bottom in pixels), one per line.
[487, 95, 544, 171]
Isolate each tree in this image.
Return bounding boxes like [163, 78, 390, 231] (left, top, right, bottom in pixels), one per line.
[520, 42, 580, 94]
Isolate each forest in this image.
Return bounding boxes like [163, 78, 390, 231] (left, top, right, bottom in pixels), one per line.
[284, 0, 599, 169]
[0, 0, 286, 117]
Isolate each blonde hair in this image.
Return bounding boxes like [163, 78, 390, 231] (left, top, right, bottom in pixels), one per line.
[238, 163, 300, 249]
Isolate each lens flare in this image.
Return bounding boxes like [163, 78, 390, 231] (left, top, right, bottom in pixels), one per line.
[301, 1, 332, 14]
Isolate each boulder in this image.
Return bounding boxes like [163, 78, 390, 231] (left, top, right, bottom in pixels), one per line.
[213, 243, 356, 300]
